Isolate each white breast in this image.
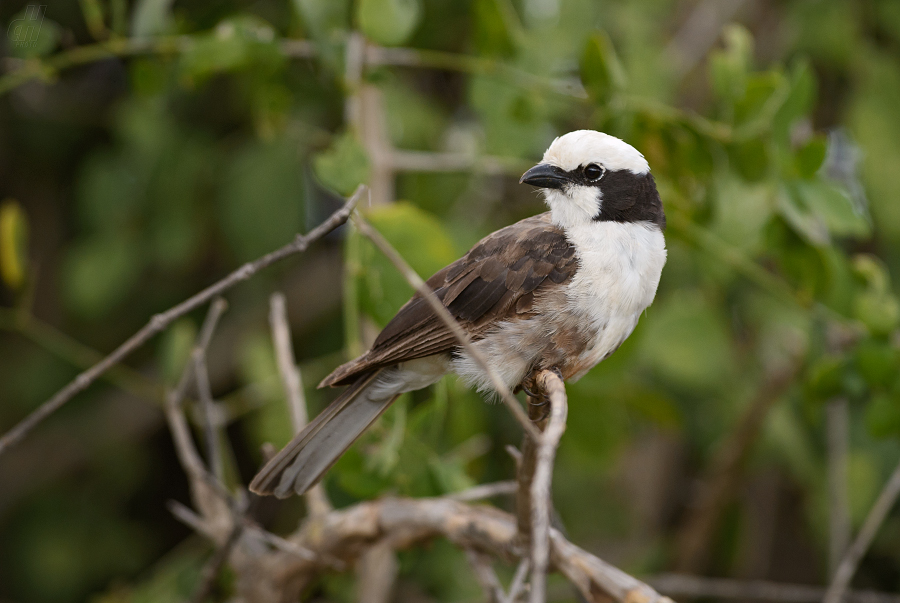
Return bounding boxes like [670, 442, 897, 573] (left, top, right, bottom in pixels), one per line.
[563, 220, 667, 378]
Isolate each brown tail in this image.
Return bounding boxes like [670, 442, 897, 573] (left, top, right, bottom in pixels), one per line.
[249, 369, 397, 498]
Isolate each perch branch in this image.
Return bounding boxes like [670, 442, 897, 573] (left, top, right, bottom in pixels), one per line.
[466, 549, 507, 603]
[528, 370, 568, 603]
[0, 185, 365, 459]
[351, 213, 540, 441]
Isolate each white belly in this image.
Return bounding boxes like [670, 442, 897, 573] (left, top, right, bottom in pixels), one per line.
[564, 220, 667, 379]
[451, 221, 667, 393]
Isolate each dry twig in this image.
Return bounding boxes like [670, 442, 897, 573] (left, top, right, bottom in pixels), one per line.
[650, 573, 900, 603]
[268, 292, 332, 517]
[825, 456, 900, 603]
[0, 185, 365, 459]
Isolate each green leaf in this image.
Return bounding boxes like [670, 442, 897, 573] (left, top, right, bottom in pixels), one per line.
[866, 392, 900, 439]
[130, 0, 174, 37]
[854, 290, 900, 336]
[855, 340, 900, 389]
[728, 137, 769, 182]
[357, 0, 421, 47]
[0, 199, 28, 290]
[313, 132, 370, 196]
[779, 179, 870, 245]
[710, 24, 753, 103]
[772, 60, 817, 144]
[7, 7, 60, 59]
[580, 32, 626, 103]
[179, 17, 283, 86]
[804, 355, 846, 401]
[294, 0, 351, 38]
[795, 135, 827, 178]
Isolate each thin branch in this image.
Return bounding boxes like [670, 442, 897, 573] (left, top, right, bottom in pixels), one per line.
[389, 150, 529, 176]
[0, 186, 365, 459]
[825, 456, 900, 603]
[551, 528, 673, 603]
[169, 499, 320, 563]
[168, 499, 212, 536]
[351, 213, 540, 442]
[508, 559, 530, 603]
[449, 481, 518, 502]
[194, 333, 224, 481]
[269, 293, 308, 430]
[827, 397, 851, 576]
[650, 573, 900, 603]
[268, 292, 332, 517]
[167, 300, 228, 482]
[365, 45, 588, 99]
[529, 370, 568, 603]
[190, 523, 243, 603]
[465, 549, 507, 603]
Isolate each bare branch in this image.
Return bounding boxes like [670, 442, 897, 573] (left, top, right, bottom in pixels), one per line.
[825, 455, 900, 603]
[194, 333, 223, 482]
[168, 499, 212, 537]
[356, 541, 398, 603]
[449, 481, 518, 502]
[351, 213, 540, 441]
[191, 523, 243, 603]
[389, 149, 528, 176]
[269, 293, 308, 431]
[508, 559, 530, 603]
[465, 549, 507, 603]
[650, 573, 900, 603]
[268, 292, 333, 517]
[551, 529, 673, 603]
[529, 370, 568, 603]
[0, 185, 365, 459]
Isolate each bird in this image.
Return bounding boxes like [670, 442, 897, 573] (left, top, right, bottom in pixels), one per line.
[250, 130, 667, 499]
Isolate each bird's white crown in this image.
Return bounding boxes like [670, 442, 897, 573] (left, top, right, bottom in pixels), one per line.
[542, 130, 649, 175]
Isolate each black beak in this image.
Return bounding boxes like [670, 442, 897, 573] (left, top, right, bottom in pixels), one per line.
[519, 163, 570, 189]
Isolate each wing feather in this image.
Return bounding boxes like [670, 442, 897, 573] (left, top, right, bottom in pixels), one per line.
[320, 212, 577, 387]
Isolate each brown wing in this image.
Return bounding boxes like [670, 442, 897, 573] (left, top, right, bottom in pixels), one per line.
[320, 212, 577, 387]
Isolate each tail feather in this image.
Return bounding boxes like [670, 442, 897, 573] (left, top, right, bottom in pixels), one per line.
[249, 369, 396, 498]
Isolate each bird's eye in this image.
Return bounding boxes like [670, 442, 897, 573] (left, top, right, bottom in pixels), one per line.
[584, 163, 604, 181]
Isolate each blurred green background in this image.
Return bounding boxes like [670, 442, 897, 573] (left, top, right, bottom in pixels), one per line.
[2, 0, 900, 601]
